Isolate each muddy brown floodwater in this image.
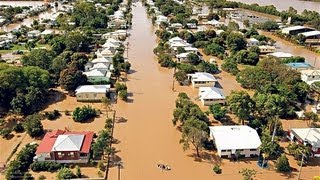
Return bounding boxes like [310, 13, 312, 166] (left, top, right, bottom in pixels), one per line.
[107, 2, 320, 180]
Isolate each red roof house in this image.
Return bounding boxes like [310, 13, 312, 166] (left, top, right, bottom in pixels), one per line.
[34, 130, 94, 163]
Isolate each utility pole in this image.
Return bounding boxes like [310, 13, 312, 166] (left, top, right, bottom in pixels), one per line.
[172, 67, 176, 91]
[297, 153, 305, 180]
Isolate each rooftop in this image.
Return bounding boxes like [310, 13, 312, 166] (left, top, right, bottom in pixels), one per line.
[286, 62, 313, 69]
[300, 30, 320, 37]
[36, 130, 94, 154]
[75, 85, 110, 94]
[282, 25, 310, 32]
[189, 72, 217, 82]
[209, 125, 261, 150]
[291, 128, 320, 148]
[268, 52, 293, 58]
[199, 87, 225, 100]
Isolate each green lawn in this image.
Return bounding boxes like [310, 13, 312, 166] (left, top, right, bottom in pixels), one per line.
[0, 43, 49, 54]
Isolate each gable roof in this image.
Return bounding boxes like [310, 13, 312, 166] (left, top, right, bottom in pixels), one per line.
[290, 128, 320, 148]
[52, 134, 84, 151]
[75, 85, 110, 94]
[83, 69, 105, 77]
[199, 87, 225, 100]
[36, 130, 94, 154]
[209, 125, 261, 150]
[267, 52, 293, 58]
[189, 72, 217, 82]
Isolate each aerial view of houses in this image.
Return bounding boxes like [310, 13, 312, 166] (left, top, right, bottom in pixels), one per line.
[0, 0, 320, 180]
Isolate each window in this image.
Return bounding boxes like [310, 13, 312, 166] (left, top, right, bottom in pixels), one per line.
[221, 150, 226, 152]
[58, 152, 62, 158]
[238, 149, 244, 151]
[70, 152, 74, 157]
[250, 149, 257, 151]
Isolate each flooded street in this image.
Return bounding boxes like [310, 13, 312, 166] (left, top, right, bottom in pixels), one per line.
[260, 31, 320, 67]
[0, 1, 45, 6]
[230, 0, 320, 13]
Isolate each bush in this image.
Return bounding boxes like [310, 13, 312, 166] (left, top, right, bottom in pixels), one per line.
[5, 144, 38, 179]
[0, 128, 12, 139]
[44, 110, 61, 120]
[23, 172, 34, 180]
[105, 118, 113, 129]
[213, 165, 222, 174]
[75, 165, 81, 178]
[97, 160, 105, 171]
[115, 83, 127, 92]
[38, 175, 46, 180]
[30, 161, 63, 172]
[23, 114, 44, 137]
[57, 167, 75, 180]
[276, 154, 291, 172]
[72, 105, 97, 122]
[13, 122, 24, 132]
[119, 89, 128, 101]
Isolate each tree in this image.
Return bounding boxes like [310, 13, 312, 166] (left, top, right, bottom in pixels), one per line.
[174, 71, 188, 85]
[187, 53, 200, 65]
[239, 168, 257, 180]
[23, 114, 44, 137]
[25, 40, 36, 51]
[209, 104, 226, 120]
[196, 61, 218, 74]
[276, 154, 291, 172]
[0, 128, 12, 139]
[227, 21, 240, 31]
[179, 118, 208, 157]
[259, 20, 279, 31]
[221, 59, 239, 75]
[57, 167, 75, 180]
[226, 32, 247, 53]
[243, 19, 250, 28]
[118, 89, 128, 101]
[287, 143, 311, 160]
[21, 49, 53, 70]
[260, 129, 281, 160]
[227, 91, 254, 124]
[23, 172, 34, 180]
[72, 106, 97, 122]
[59, 62, 87, 91]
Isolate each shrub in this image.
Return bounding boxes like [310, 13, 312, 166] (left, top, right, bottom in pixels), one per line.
[276, 154, 291, 172]
[23, 172, 34, 180]
[119, 89, 128, 101]
[57, 167, 75, 180]
[65, 110, 71, 116]
[30, 161, 63, 171]
[105, 118, 113, 129]
[213, 165, 222, 174]
[13, 122, 24, 132]
[0, 128, 12, 139]
[97, 160, 105, 171]
[5, 144, 38, 179]
[72, 105, 97, 122]
[23, 114, 44, 137]
[115, 83, 127, 92]
[38, 175, 46, 180]
[45, 110, 61, 120]
[75, 165, 81, 178]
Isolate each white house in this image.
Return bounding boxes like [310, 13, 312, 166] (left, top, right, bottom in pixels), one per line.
[209, 126, 262, 158]
[188, 72, 217, 88]
[169, 36, 184, 44]
[258, 45, 276, 54]
[170, 23, 183, 29]
[186, 23, 197, 29]
[184, 46, 198, 53]
[300, 70, 320, 85]
[247, 38, 259, 47]
[205, 19, 223, 27]
[27, 30, 41, 38]
[75, 85, 110, 102]
[156, 15, 168, 25]
[198, 87, 226, 106]
[288, 128, 320, 157]
[267, 52, 293, 59]
[89, 63, 109, 75]
[176, 52, 190, 62]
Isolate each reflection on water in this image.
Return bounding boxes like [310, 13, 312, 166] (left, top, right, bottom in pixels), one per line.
[230, 0, 320, 13]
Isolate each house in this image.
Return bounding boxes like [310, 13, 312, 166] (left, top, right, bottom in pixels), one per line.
[102, 30, 128, 40]
[281, 26, 314, 35]
[75, 85, 111, 102]
[196, 26, 207, 32]
[267, 52, 293, 59]
[186, 23, 197, 29]
[286, 62, 313, 71]
[41, 29, 54, 37]
[197, 13, 209, 19]
[184, 47, 198, 54]
[300, 30, 320, 45]
[108, 19, 127, 29]
[287, 128, 320, 157]
[216, 29, 224, 36]
[27, 30, 41, 38]
[170, 23, 183, 29]
[300, 70, 320, 85]
[205, 19, 223, 27]
[209, 126, 262, 158]
[198, 87, 226, 106]
[14, 13, 27, 20]
[89, 63, 109, 75]
[247, 38, 259, 47]
[83, 70, 110, 84]
[258, 45, 276, 54]
[156, 15, 168, 25]
[188, 72, 217, 88]
[34, 130, 94, 163]
[169, 37, 191, 50]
